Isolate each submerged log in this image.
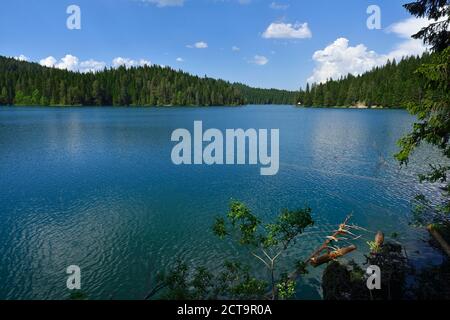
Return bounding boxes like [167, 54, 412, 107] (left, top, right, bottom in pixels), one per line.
[427, 224, 450, 257]
[310, 245, 357, 267]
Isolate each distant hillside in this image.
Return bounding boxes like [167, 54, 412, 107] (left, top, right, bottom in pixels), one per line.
[233, 83, 298, 105]
[297, 53, 433, 108]
[0, 56, 296, 106]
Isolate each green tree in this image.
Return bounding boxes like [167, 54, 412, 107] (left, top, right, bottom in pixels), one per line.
[31, 89, 40, 105]
[0, 87, 7, 104]
[145, 201, 314, 300]
[213, 201, 314, 300]
[395, 0, 450, 227]
[404, 0, 450, 52]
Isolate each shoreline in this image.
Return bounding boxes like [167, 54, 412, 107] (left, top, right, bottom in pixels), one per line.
[0, 104, 407, 110]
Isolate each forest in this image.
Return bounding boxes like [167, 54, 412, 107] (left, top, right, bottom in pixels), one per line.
[0, 56, 296, 106]
[0, 51, 439, 108]
[296, 53, 433, 108]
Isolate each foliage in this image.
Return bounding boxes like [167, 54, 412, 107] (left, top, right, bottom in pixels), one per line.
[212, 200, 314, 299]
[0, 56, 296, 107]
[147, 200, 314, 300]
[276, 273, 296, 300]
[294, 260, 309, 276]
[148, 260, 267, 300]
[395, 0, 450, 227]
[403, 0, 450, 52]
[296, 54, 433, 108]
[322, 243, 409, 300]
[234, 83, 298, 105]
[265, 208, 314, 249]
[322, 260, 369, 300]
[366, 241, 381, 253]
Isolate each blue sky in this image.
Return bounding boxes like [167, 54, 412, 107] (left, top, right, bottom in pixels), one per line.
[0, 0, 429, 90]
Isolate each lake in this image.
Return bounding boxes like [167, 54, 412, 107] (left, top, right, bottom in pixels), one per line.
[0, 105, 444, 300]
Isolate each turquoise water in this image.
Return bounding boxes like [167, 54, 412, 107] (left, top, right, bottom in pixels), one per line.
[0, 106, 444, 300]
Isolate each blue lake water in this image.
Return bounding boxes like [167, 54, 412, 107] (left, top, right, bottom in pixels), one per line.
[0, 105, 444, 300]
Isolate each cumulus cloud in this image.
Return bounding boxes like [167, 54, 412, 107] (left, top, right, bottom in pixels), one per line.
[141, 0, 184, 7]
[112, 57, 151, 68]
[39, 55, 106, 73]
[79, 59, 107, 72]
[250, 55, 269, 66]
[187, 41, 208, 49]
[262, 22, 312, 39]
[306, 16, 441, 83]
[176, 57, 184, 62]
[56, 54, 79, 71]
[13, 54, 29, 61]
[38, 55, 151, 73]
[307, 38, 383, 83]
[40, 56, 58, 68]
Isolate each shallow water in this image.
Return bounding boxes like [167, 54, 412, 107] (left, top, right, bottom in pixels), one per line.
[0, 105, 444, 299]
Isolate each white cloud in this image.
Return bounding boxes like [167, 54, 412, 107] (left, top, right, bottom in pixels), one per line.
[56, 54, 80, 71]
[386, 17, 432, 39]
[139, 59, 152, 66]
[40, 55, 80, 71]
[250, 55, 269, 66]
[40, 55, 106, 72]
[38, 55, 136, 73]
[13, 54, 29, 61]
[195, 41, 208, 48]
[176, 57, 184, 62]
[232, 46, 240, 51]
[40, 56, 58, 68]
[112, 57, 151, 68]
[141, 0, 184, 7]
[306, 16, 442, 84]
[307, 38, 383, 83]
[187, 41, 208, 49]
[269, 2, 289, 10]
[262, 22, 312, 39]
[79, 59, 107, 73]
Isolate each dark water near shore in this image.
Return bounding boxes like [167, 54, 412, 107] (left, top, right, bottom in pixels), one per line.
[0, 105, 444, 299]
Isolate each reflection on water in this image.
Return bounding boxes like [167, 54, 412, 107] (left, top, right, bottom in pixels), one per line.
[0, 106, 444, 300]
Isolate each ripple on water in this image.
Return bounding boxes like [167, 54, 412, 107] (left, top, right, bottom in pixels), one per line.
[0, 106, 446, 299]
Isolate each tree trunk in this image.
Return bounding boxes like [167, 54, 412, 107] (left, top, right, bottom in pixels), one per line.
[310, 245, 357, 267]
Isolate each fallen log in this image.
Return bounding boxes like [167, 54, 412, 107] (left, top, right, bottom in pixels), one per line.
[310, 245, 357, 267]
[427, 224, 450, 257]
[306, 215, 352, 263]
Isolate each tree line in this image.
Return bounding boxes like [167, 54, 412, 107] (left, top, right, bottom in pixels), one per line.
[234, 83, 298, 105]
[296, 53, 433, 108]
[0, 52, 438, 109]
[0, 56, 296, 106]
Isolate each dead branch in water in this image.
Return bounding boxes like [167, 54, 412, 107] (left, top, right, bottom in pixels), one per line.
[310, 245, 357, 267]
[306, 214, 361, 267]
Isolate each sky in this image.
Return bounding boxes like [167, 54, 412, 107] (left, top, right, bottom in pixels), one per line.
[0, 0, 433, 90]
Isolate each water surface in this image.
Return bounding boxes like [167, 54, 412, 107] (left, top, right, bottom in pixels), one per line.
[0, 105, 443, 299]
